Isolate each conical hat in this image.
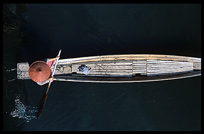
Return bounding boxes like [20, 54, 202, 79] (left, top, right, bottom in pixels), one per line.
[28, 61, 51, 83]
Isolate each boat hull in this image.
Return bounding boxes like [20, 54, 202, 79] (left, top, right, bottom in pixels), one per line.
[54, 71, 201, 83]
[17, 54, 201, 83]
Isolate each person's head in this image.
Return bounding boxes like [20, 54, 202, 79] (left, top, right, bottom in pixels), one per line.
[28, 61, 51, 82]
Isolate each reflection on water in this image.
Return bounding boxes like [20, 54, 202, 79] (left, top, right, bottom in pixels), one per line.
[10, 94, 38, 122]
[3, 67, 17, 72]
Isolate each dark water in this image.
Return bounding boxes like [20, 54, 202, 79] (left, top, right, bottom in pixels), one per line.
[3, 4, 201, 131]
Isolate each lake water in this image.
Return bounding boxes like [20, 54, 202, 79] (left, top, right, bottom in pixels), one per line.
[3, 4, 201, 131]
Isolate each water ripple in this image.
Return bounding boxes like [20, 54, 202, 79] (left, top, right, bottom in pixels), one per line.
[10, 94, 38, 122]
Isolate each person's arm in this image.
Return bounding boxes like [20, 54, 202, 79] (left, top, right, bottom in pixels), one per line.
[47, 56, 59, 62]
[37, 79, 49, 86]
[48, 77, 54, 83]
[36, 77, 54, 86]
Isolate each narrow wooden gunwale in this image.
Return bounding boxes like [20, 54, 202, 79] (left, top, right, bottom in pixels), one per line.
[58, 54, 201, 64]
[54, 71, 201, 83]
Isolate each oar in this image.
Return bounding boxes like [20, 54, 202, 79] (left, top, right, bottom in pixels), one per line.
[36, 49, 61, 119]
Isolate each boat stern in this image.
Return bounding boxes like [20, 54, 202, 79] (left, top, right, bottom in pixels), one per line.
[17, 62, 30, 79]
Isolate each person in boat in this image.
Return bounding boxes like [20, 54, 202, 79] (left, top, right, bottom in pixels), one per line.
[28, 56, 59, 86]
[37, 57, 60, 85]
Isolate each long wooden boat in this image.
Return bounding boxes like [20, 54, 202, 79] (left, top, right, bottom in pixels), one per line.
[17, 54, 201, 83]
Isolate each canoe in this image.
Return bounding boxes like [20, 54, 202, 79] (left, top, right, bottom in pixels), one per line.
[17, 54, 201, 83]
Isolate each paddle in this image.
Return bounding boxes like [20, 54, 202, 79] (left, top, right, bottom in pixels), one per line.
[36, 49, 61, 119]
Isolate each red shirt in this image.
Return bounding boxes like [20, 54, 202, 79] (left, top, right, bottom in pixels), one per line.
[47, 60, 55, 68]
[46, 59, 55, 82]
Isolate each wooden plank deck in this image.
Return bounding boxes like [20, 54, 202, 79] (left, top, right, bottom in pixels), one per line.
[133, 60, 146, 75]
[146, 60, 193, 76]
[71, 59, 195, 76]
[50, 64, 72, 75]
[72, 60, 133, 76]
[193, 62, 201, 70]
